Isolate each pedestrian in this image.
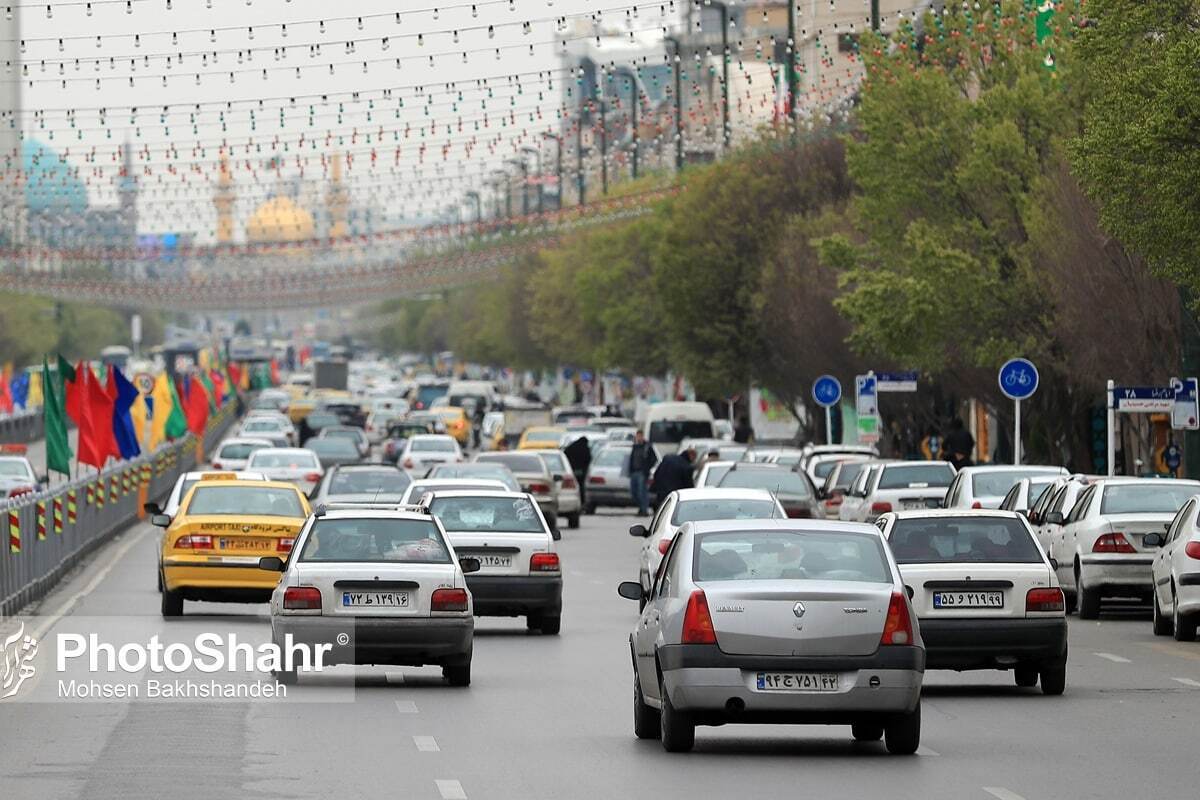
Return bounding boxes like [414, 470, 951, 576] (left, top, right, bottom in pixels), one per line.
[733, 415, 754, 444]
[471, 405, 485, 450]
[940, 417, 975, 470]
[628, 430, 658, 516]
[920, 425, 942, 461]
[651, 446, 696, 508]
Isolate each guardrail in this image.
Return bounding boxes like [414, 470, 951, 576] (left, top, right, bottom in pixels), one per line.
[0, 409, 45, 445]
[0, 403, 239, 617]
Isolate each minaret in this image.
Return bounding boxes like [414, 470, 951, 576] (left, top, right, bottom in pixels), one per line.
[214, 151, 235, 244]
[327, 152, 349, 239]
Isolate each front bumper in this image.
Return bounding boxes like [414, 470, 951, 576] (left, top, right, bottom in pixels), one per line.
[1079, 554, 1154, 592]
[917, 617, 1067, 670]
[465, 574, 562, 617]
[272, 615, 473, 667]
[657, 644, 923, 724]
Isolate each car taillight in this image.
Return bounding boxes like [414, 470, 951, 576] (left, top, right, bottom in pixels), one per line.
[1187, 542, 1200, 560]
[211, 461, 222, 469]
[785, 506, 812, 518]
[881, 592, 913, 646]
[657, 538, 672, 555]
[283, 586, 322, 610]
[530, 552, 561, 572]
[175, 534, 214, 550]
[1026, 587, 1065, 613]
[431, 588, 469, 612]
[1093, 533, 1137, 553]
[681, 590, 717, 645]
[870, 501, 893, 513]
[529, 482, 551, 494]
[403, 458, 414, 469]
[304, 472, 322, 482]
[562, 476, 577, 489]
[588, 475, 606, 485]
[277, 537, 295, 553]
[971, 501, 983, 509]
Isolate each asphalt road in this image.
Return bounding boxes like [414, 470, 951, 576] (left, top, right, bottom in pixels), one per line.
[2, 508, 1198, 800]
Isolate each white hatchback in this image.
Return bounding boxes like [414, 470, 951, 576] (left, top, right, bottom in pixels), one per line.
[943, 465, 1068, 510]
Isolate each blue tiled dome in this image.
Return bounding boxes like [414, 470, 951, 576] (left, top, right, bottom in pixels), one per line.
[23, 139, 87, 215]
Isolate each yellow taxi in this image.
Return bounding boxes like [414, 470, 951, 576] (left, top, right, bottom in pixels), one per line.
[153, 473, 312, 617]
[437, 407, 472, 447]
[517, 426, 566, 450]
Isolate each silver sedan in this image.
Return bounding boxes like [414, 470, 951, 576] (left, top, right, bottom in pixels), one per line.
[618, 519, 925, 753]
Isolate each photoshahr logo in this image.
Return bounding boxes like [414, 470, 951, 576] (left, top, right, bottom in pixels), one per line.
[1, 622, 38, 700]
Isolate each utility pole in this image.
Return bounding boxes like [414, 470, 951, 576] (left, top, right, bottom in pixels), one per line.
[575, 110, 586, 206]
[614, 67, 640, 180]
[542, 131, 563, 211]
[710, 1, 731, 150]
[663, 35, 685, 172]
[871, 0, 880, 32]
[786, 1, 798, 127]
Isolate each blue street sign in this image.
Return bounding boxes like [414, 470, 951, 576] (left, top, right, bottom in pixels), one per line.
[1111, 385, 1175, 412]
[876, 371, 919, 392]
[811, 375, 842, 409]
[998, 358, 1039, 401]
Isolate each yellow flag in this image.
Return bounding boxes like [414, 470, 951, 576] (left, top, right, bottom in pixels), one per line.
[198, 349, 212, 370]
[149, 373, 173, 450]
[27, 369, 43, 407]
[129, 391, 149, 450]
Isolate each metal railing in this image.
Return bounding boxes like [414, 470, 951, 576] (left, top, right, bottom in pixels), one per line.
[0, 403, 239, 616]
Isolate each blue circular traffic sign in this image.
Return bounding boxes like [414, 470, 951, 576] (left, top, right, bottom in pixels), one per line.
[812, 375, 842, 408]
[998, 358, 1039, 401]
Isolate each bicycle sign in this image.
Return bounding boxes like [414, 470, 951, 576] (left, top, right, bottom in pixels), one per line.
[811, 375, 842, 409]
[998, 358, 1039, 401]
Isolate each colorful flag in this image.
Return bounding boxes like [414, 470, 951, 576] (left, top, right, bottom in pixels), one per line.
[0, 367, 12, 414]
[10, 371, 30, 409]
[149, 372, 187, 449]
[57, 355, 79, 423]
[108, 365, 142, 460]
[76, 366, 118, 470]
[184, 375, 210, 436]
[129, 389, 149, 451]
[42, 356, 72, 476]
[198, 369, 218, 413]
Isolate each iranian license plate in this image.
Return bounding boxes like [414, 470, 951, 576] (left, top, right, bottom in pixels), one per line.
[933, 591, 1003, 608]
[219, 538, 272, 551]
[756, 672, 839, 692]
[342, 591, 409, 607]
[474, 554, 513, 568]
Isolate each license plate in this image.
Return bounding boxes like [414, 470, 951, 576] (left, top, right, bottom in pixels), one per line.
[219, 538, 272, 551]
[933, 591, 1003, 608]
[473, 554, 513, 568]
[342, 591, 409, 607]
[756, 672, 839, 692]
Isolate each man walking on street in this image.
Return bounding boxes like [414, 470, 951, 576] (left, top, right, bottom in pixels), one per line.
[652, 447, 696, 509]
[629, 431, 658, 516]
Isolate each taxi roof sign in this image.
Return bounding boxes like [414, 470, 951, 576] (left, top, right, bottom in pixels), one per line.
[0, 444, 29, 455]
[199, 472, 241, 481]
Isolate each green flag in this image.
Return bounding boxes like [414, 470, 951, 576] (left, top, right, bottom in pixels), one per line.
[165, 376, 190, 439]
[42, 356, 72, 476]
[55, 353, 76, 402]
[198, 370, 218, 413]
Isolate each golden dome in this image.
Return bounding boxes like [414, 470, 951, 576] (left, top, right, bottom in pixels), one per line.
[245, 196, 315, 243]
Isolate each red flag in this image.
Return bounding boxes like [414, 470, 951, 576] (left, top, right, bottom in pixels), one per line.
[65, 360, 86, 424]
[76, 368, 117, 469]
[185, 376, 210, 436]
[0, 376, 12, 414]
[209, 369, 226, 408]
[228, 362, 242, 389]
[269, 359, 280, 387]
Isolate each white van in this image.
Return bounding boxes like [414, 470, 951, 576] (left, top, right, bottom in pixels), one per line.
[447, 380, 497, 413]
[642, 402, 715, 456]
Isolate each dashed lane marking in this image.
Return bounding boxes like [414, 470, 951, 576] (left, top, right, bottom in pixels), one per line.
[1093, 652, 1132, 663]
[1172, 677, 1200, 688]
[983, 787, 1027, 800]
[436, 779, 467, 799]
[395, 700, 419, 713]
[413, 736, 440, 752]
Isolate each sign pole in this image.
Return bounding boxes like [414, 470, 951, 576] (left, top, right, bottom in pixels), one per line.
[825, 406, 832, 446]
[1106, 379, 1116, 477]
[1013, 399, 1021, 465]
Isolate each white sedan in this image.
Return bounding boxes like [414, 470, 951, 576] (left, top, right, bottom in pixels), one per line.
[1148, 494, 1200, 641]
[942, 465, 1068, 509]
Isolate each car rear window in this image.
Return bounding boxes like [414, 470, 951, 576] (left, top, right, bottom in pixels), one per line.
[593, 448, 629, 468]
[971, 470, 1053, 497]
[324, 429, 362, 441]
[888, 517, 1042, 564]
[478, 454, 544, 473]
[186, 486, 304, 517]
[694, 530, 891, 583]
[298, 518, 449, 563]
[1028, 480, 1055, 505]
[671, 499, 778, 525]
[700, 464, 732, 486]
[429, 496, 545, 533]
[833, 462, 867, 490]
[524, 430, 563, 443]
[243, 421, 283, 432]
[877, 464, 955, 490]
[329, 469, 410, 494]
[1100, 484, 1198, 515]
[248, 452, 319, 469]
[308, 439, 360, 457]
[218, 442, 267, 460]
[535, 452, 570, 472]
[717, 469, 812, 497]
[649, 419, 713, 444]
[411, 438, 456, 452]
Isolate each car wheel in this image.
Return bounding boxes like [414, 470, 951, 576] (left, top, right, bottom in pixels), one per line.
[1173, 594, 1197, 642]
[1040, 661, 1066, 696]
[539, 615, 562, 636]
[851, 723, 883, 742]
[1153, 590, 1174, 636]
[160, 587, 183, 617]
[567, 513, 581, 529]
[633, 669, 660, 739]
[1014, 666, 1039, 687]
[1077, 572, 1101, 620]
[659, 675, 695, 753]
[884, 703, 920, 755]
[443, 661, 472, 687]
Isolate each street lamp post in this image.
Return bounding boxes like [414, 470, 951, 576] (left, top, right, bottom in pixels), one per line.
[663, 35, 685, 172]
[542, 131, 563, 211]
[871, 0, 880, 32]
[521, 145, 544, 215]
[613, 66, 640, 181]
[575, 110, 586, 206]
[786, 1, 798, 127]
[707, 1, 731, 150]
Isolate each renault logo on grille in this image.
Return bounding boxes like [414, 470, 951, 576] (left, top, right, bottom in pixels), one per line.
[793, 602, 805, 618]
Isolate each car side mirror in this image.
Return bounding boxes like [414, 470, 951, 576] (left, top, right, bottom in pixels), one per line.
[144, 502, 162, 515]
[905, 585, 914, 600]
[551, 527, 562, 541]
[1045, 511, 1065, 526]
[617, 581, 644, 601]
[150, 514, 172, 528]
[459, 557, 481, 574]
[629, 523, 649, 538]
[1049, 557, 1060, 571]
[258, 556, 286, 572]
[1143, 532, 1165, 548]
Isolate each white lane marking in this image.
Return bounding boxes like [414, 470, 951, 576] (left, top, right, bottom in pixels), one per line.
[918, 746, 940, 756]
[1093, 652, 1132, 663]
[436, 779, 467, 800]
[1172, 677, 1200, 688]
[413, 736, 440, 752]
[385, 672, 405, 684]
[32, 526, 150, 639]
[983, 788, 1027, 800]
[395, 700, 419, 713]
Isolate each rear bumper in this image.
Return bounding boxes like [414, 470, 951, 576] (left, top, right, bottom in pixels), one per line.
[556, 492, 581, 514]
[586, 485, 634, 505]
[162, 559, 281, 599]
[465, 574, 562, 617]
[657, 644, 923, 723]
[1079, 554, 1154, 591]
[272, 615, 473, 667]
[918, 617, 1067, 669]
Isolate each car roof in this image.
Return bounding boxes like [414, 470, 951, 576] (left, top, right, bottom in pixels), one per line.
[887, 509, 1024, 520]
[1090, 477, 1200, 487]
[424, 490, 532, 499]
[330, 463, 402, 471]
[879, 460, 953, 469]
[249, 447, 318, 457]
[409, 434, 455, 441]
[185, 478, 303, 492]
[685, 519, 882, 535]
[411, 478, 507, 487]
[957, 465, 1066, 475]
[218, 437, 275, 446]
[179, 470, 267, 481]
[313, 508, 437, 521]
[672, 488, 781, 501]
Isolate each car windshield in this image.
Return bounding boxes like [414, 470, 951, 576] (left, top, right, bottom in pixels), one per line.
[1100, 484, 1198, 515]
[248, 452, 319, 469]
[243, 421, 282, 432]
[833, 462, 867, 490]
[877, 464, 955, 489]
[889, 517, 1042, 564]
[218, 442, 267, 460]
[649, 419, 713, 444]
[329, 470, 410, 494]
[671, 499, 778, 525]
[429, 496, 544, 533]
[298, 518, 450, 563]
[185, 485, 304, 517]
[324, 429, 362, 441]
[308, 439, 360, 456]
[306, 413, 338, 426]
[717, 445, 748, 461]
[478, 454, 544, 473]
[411, 439, 456, 452]
[972, 470, 1054, 497]
[693, 529, 891, 583]
[0, 461, 32, 478]
[594, 448, 629, 468]
[535, 452, 569, 472]
[718, 469, 812, 497]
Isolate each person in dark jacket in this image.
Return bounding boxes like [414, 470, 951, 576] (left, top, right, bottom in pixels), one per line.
[941, 417, 975, 470]
[733, 416, 754, 444]
[563, 435, 593, 507]
[652, 447, 696, 508]
[628, 431, 658, 516]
